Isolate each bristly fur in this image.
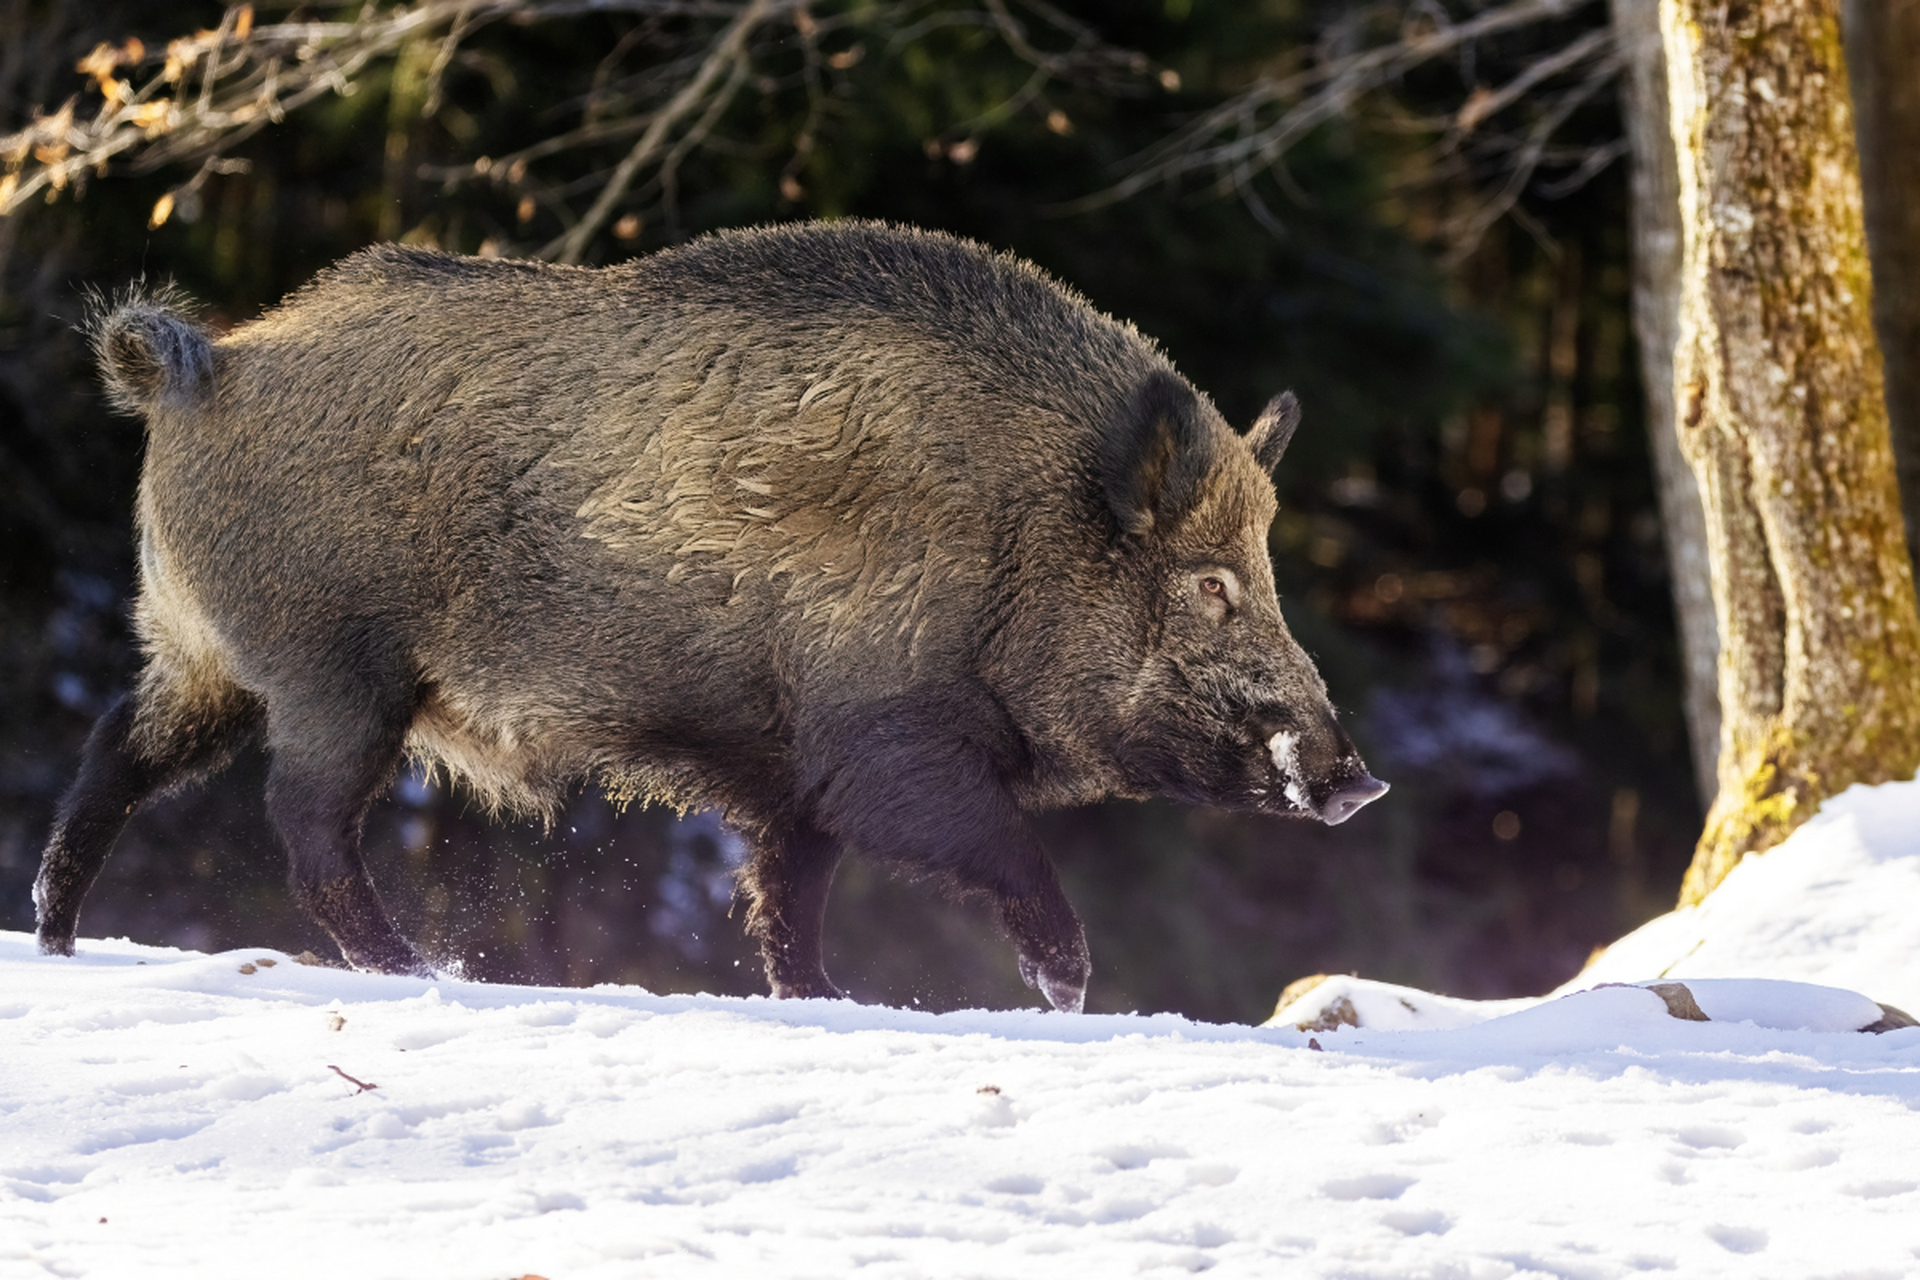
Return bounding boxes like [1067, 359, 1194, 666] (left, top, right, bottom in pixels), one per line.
[84, 282, 213, 415]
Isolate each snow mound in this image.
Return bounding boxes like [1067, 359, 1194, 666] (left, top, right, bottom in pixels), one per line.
[1268, 772, 1920, 1035]
[1576, 772, 1920, 1012]
[1268, 973, 1535, 1032]
[1269, 971, 1904, 1037]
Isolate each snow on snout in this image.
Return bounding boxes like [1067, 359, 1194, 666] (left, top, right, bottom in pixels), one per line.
[1267, 730, 1311, 813]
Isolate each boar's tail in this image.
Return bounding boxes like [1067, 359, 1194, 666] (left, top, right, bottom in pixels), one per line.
[85, 285, 213, 416]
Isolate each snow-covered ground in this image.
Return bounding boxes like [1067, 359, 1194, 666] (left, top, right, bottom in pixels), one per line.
[8, 778, 1920, 1278]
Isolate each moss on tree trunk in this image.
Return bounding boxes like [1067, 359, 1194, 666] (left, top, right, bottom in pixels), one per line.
[1662, 0, 1920, 905]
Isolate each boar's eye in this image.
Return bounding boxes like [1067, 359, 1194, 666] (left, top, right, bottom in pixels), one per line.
[1192, 567, 1241, 618]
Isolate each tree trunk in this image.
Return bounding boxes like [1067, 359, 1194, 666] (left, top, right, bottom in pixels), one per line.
[1612, 0, 1721, 813]
[1841, 0, 1920, 578]
[1662, 0, 1920, 905]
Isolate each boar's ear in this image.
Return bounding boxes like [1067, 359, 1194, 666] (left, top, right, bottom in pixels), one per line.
[1101, 371, 1218, 540]
[1244, 391, 1300, 476]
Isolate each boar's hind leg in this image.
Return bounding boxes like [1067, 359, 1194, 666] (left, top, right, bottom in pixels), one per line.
[263, 695, 429, 977]
[35, 683, 260, 956]
[742, 819, 845, 1001]
[808, 717, 1092, 1013]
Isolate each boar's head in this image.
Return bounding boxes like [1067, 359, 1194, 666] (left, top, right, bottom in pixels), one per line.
[1098, 372, 1387, 825]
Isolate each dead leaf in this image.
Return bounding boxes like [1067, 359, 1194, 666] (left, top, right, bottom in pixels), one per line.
[1296, 994, 1360, 1034]
[74, 43, 119, 84]
[1645, 981, 1709, 1022]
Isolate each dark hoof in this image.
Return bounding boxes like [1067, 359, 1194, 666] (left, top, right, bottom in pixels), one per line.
[771, 975, 849, 1001]
[1018, 952, 1088, 1014]
[35, 930, 77, 958]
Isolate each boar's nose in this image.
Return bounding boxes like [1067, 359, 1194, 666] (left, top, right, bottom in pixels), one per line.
[1320, 774, 1389, 826]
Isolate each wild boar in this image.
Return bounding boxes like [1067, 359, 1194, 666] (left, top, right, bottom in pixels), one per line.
[35, 221, 1386, 1012]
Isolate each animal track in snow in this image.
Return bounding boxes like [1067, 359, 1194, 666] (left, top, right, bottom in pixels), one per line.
[73, 1118, 208, 1155]
[1381, 1208, 1451, 1236]
[493, 1099, 557, 1131]
[1322, 1173, 1416, 1201]
[1086, 1195, 1155, 1224]
[729, 1155, 799, 1184]
[1139, 1220, 1234, 1251]
[984, 1174, 1044, 1195]
[1671, 1124, 1744, 1151]
[1704, 1224, 1768, 1255]
[1845, 1180, 1918, 1200]
[1182, 1162, 1238, 1187]
[735, 1101, 804, 1129]
[1776, 1145, 1840, 1171]
[1560, 1131, 1613, 1146]
[1094, 1142, 1188, 1170]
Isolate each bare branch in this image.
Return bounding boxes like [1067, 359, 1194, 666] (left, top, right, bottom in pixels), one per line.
[1, 0, 1158, 261]
[1054, 0, 1615, 258]
[1435, 46, 1622, 263]
[543, 0, 780, 262]
[327, 1064, 379, 1093]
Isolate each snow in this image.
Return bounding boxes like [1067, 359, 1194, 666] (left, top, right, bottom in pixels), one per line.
[1575, 773, 1920, 1013]
[8, 777, 1920, 1277]
[1266, 730, 1310, 813]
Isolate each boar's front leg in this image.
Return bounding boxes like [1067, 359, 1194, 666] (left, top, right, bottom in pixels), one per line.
[994, 868, 1091, 1015]
[263, 693, 431, 977]
[805, 703, 1092, 1013]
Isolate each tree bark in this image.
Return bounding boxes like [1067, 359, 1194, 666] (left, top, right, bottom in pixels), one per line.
[1612, 0, 1721, 813]
[1841, 0, 1920, 578]
[1662, 0, 1920, 905]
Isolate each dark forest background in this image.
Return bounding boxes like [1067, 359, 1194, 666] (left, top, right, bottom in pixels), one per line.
[0, 0, 1700, 1022]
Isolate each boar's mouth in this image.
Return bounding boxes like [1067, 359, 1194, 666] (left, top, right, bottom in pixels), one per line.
[1263, 729, 1389, 826]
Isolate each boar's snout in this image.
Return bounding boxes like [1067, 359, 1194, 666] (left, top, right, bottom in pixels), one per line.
[1251, 708, 1389, 826]
[1319, 773, 1390, 825]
